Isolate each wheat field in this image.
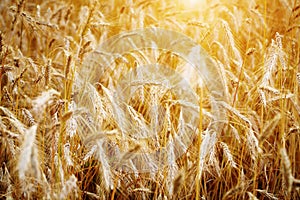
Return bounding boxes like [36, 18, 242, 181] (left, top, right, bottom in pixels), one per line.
[0, 0, 300, 199]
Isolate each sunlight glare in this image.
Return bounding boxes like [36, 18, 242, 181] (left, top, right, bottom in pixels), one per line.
[181, 0, 207, 9]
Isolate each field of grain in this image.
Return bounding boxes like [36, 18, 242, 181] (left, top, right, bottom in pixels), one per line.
[0, 0, 300, 199]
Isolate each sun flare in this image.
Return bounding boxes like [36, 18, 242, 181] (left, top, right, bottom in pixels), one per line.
[180, 0, 207, 9]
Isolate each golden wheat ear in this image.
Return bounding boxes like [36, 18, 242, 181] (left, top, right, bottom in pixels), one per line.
[280, 148, 293, 194]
